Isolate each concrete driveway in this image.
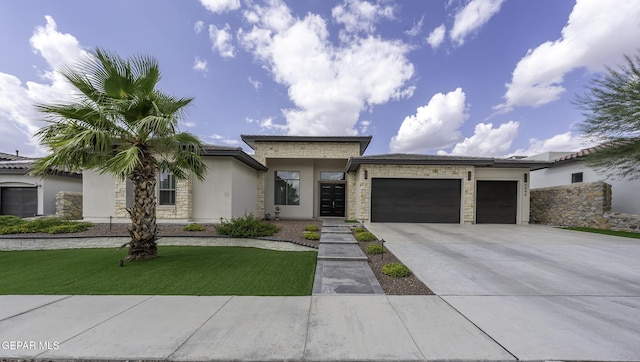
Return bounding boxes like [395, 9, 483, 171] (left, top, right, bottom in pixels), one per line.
[366, 223, 640, 361]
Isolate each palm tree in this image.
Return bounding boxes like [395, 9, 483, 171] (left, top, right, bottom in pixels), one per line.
[33, 48, 206, 260]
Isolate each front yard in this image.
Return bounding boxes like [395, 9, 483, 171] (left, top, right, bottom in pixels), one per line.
[0, 246, 317, 296]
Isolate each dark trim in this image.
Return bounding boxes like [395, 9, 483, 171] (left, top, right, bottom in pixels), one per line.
[201, 147, 268, 171]
[345, 156, 551, 172]
[241, 135, 372, 155]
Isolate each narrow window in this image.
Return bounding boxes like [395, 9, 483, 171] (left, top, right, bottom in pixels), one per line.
[275, 171, 300, 205]
[571, 172, 583, 183]
[159, 171, 176, 205]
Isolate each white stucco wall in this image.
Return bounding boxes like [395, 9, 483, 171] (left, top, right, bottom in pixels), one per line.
[192, 158, 233, 222]
[82, 169, 116, 222]
[231, 158, 259, 218]
[41, 175, 82, 215]
[531, 162, 640, 214]
[264, 159, 315, 219]
[475, 167, 530, 224]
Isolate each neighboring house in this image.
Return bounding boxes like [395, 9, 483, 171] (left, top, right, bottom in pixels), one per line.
[0, 152, 83, 217]
[528, 146, 640, 215]
[84, 136, 550, 224]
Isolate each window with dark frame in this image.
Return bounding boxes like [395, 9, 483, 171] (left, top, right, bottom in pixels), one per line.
[571, 172, 583, 183]
[159, 171, 176, 205]
[274, 171, 300, 205]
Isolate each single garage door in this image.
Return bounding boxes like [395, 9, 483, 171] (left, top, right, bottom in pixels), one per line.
[371, 178, 461, 223]
[1, 187, 37, 217]
[476, 180, 517, 224]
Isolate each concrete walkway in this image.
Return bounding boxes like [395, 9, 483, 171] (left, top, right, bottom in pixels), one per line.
[0, 294, 514, 361]
[312, 218, 384, 294]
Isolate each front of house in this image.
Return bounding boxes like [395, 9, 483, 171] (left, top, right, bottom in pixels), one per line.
[82, 135, 550, 224]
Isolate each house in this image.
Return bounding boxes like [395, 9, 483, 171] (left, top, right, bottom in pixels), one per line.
[0, 152, 82, 217]
[528, 145, 640, 215]
[82, 135, 550, 224]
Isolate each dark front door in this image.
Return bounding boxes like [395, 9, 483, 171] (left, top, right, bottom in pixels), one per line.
[1, 187, 37, 217]
[371, 178, 461, 223]
[320, 183, 345, 217]
[476, 180, 518, 224]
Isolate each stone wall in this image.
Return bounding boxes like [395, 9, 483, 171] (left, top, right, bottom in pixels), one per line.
[530, 181, 640, 232]
[56, 191, 82, 220]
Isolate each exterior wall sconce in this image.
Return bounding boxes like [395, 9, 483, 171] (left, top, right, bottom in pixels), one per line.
[467, 171, 472, 181]
[524, 173, 528, 183]
[364, 170, 368, 179]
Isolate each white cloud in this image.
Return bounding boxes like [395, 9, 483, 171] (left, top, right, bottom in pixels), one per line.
[248, 76, 262, 90]
[239, 0, 414, 136]
[390, 88, 468, 153]
[494, 0, 640, 113]
[208, 133, 239, 145]
[246, 117, 288, 133]
[359, 120, 371, 133]
[450, 0, 505, 46]
[508, 131, 591, 157]
[404, 16, 424, 36]
[332, 0, 395, 40]
[193, 56, 208, 73]
[0, 16, 87, 156]
[209, 23, 235, 58]
[427, 24, 446, 49]
[180, 120, 196, 128]
[444, 121, 519, 156]
[199, 0, 240, 14]
[194, 21, 205, 34]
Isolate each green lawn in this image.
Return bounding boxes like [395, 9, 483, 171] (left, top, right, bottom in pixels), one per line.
[563, 227, 640, 239]
[0, 246, 317, 296]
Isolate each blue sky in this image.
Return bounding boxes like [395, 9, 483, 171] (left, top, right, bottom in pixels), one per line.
[1, 0, 639, 157]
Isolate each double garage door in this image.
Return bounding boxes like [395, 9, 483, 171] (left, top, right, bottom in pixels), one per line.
[0, 187, 37, 217]
[370, 178, 517, 224]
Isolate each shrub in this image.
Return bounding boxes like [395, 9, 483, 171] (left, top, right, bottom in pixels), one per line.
[344, 219, 360, 223]
[183, 223, 205, 232]
[366, 244, 385, 255]
[355, 231, 377, 242]
[215, 214, 279, 238]
[304, 224, 320, 232]
[0, 215, 27, 227]
[382, 263, 411, 278]
[48, 222, 92, 234]
[353, 227, 366, 233]
[303, 231, 320, 240]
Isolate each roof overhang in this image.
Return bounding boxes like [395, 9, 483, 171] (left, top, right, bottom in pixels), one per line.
[241, 135, 372, 155]
[201, 146, 268, 171]
[345, 155, 552, 172]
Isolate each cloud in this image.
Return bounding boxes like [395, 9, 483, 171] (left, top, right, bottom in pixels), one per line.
[494, 0, 640, 113]
[450, 0, 505, 46]
[332, 0, 395, 40]
[404, 16, 424, 36]
[193, 56, 208, 73]
[427, 24, 446, 49]
[508, 132, 591, 157]
[442, 121, 519, 156]
[359, 120, 371, 133]
[248, 76, 262, 90]
[246, 117, 288, 133]
[180, 120, 196, 128]
[199, 0, 240, 14]
[390, 88, 468, 153]
[0, 16, 87, 156]
[209, 23, 235, 58]
[207, 133, 240, 145]
[239, 0, 414, 136]
[194, 21, 205, 34]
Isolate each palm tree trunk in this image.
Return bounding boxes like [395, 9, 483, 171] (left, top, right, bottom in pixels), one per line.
[126, 158, 159, 261]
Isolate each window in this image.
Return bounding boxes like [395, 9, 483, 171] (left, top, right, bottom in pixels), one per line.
[571, 172, 583, 183]
[159, 171, 176, 205]
[275, 171, 300, 205]
[320, 171, 345, 180]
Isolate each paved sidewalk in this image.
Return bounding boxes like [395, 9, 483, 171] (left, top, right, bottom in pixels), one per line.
[312, 219, 384, 294]
[0, 295, 513, 361]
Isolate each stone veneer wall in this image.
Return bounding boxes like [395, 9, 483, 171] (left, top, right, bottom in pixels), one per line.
[529, 181, 640, 232]
[355, 164, 475, 223]
[252, 141, 362, 218]
[114, 177, 193, 220]
[55, 191, 82, 220]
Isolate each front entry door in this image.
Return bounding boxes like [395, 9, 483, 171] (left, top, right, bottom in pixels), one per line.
[320, 183, 345, 217]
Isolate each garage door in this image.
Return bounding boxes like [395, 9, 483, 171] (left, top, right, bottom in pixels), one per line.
[476, 181, 517, 224]
[371, 178, 461, 223]
[1, 187, 37, 217]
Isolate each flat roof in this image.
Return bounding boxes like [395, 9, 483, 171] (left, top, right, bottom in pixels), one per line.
[201, 145, 267, 171]
[241, 135, 372, 155]
[346, 153, 552, 172]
